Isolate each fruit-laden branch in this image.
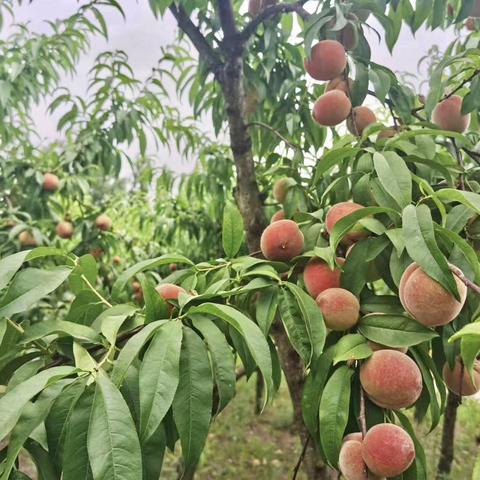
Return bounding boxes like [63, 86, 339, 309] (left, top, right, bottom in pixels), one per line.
[168, 3, 224, 80]
[449, 264, 480, 295]
[359, 386, 367, 438]
[238, 0, 310, 43]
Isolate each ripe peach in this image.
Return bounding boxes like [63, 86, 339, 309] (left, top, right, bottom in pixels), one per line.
[271, 210, 286, 223]
[18, 230, 37, 247]
[56, 221, 74, 239]
[466, 17, 475, 30]
[113, 255, 121, 265]
[325, 202, 367, 243]
[343, 432, 363, 443]
[399, 262, 467, 327]
[339, 440, 368, 480]
[133, 290, 143, 302]
[362, 424, 415, 477]
[304, 40, 347, 81]
[367, 341, 407, 354]
[260, 219, 304, 261]
[156, 283, 186, 300]
[325, 76, 353, 94]
[132, 281, 141, 292]
[347, 106, 377, 135]
[273, 178, 290, 203]
[336, 23, 357, 51]
[312, 91, 352, 126]
[432, 95, 470, 133]
[95, 214, 112, 231]
[169, 263, 178, 272]
[360, 350, 422, 409]
[89, 247, 103, 259]
[442, 358, 480, 396]
[377, 128, 398, 140]
[315, 287, 360, 331]
[43, 173, 59, 192]
[303, 257, 344, 298]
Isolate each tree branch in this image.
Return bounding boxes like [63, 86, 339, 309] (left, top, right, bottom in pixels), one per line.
[239, 0, 310, 43]
[216, 0, 238, 40]
[169, 3, 223, 79]
[247, 121, 300, 150]
[449, 264, 480, 295]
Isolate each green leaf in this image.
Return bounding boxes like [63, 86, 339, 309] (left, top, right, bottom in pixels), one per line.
[173, 327, 213, 475]
[69, 255, 98, 295]
[222, 203, 245, 257]
[319, 366, 354, 466]
[358, 313, 438, 347]
[111, 320, 168, 386]
[139, 320, 182, 442]
[1, 382, 67, 480]
[373, 151, 412, 208]
[0, 267, 72, 317]
[112, 254, 193, 302]
[91, 304, 137, 345]
[433, 189, 480, 215]
[0, 366, 75, 442]
[191, 315, 236, 413]
[24, 438, 57, 480]
[284, 283, 326, 362]
[278, 288, 312, 365]
[45, 379, 87, 470]
[142, 423, 166, 480]
[21, 320, 100, 344]
[137, 273, 168, 323]
[255, 287, 278, 335]
[189, 303, 273, 405]
[333, 334, 373, 365]
[87, 371, 142, 480]
[402, 204, 460, 299]
[0, 251, 30, 291]
[449, 320, 480, 342]
[63, 388, 94, 480]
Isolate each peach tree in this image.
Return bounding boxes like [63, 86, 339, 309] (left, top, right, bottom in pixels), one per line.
[2, 1, 480, 480]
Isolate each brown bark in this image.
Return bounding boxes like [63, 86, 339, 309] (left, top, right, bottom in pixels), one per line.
[436, 391, 460, 479]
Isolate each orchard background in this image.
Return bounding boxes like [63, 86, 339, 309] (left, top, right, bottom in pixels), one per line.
[1, 0, 480, 479]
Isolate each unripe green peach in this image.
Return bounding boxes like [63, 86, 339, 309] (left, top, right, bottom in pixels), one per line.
[313, 91, 352, 126]
[399, 262, 467, 327]
[360, 350, 422, 409]
[347, 106, 377, 135]
[442, 358, 480, 396]
[260, 219, 304, 261]
[304, 40, 347, 81]
[362, 424, 415, 477]
[432, 95, 470, 133]
[303, 257, 344, 298]
[315, 287, 360, 331]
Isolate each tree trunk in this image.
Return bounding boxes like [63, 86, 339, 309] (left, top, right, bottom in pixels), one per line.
[436, 391, 460, 479]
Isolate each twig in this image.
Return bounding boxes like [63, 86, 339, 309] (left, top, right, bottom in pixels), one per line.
[359, 386, 367, 438]
[81, 274, 112, 308]
[292, 435, 310, 480]
[247, 121, 300, 150]
[451, 138, 465, 190]
[239, 0, 310, 43]
[449, 264, 480, 295]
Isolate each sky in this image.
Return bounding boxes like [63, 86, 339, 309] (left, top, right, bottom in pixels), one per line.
[4, 1, 462, 173]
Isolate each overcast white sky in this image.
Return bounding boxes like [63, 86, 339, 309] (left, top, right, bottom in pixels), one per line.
[5, 1, 461, 173]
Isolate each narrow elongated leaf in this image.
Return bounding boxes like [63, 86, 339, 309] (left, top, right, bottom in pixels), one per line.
[173, 327, 213, 475]
[190, 303, 272, 404]
[402, 204, 459, 298]
[191, 315, 236, 413]
[112, 254, 193, 301]
[319, 366, 354, 466]
[139, 320, 183, 442]
[222, 203, 244, 257]
[111, 320, 167, 385]
[63, 388, 94, 480]
[24, 438, 57, 480]
[0, 366, 75, 441]
[21, 320, 100, 344]
[333, 334, 372, 365]
[91, 304, 137, 345]
[0, 251, 30, 291]
[142, 423, 166, 480]
[358, 313, 437, 347]
[255, 287, 278, 335]
[87, 371, 142, 480]
[0, 267, 72, 317]
[137, 273, 168, 323]
[46, 379, 87, 469]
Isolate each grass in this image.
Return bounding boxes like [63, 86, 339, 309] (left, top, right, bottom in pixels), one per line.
[163, 377, 480, 479]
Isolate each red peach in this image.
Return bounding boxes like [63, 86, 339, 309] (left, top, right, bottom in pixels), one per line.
[304, 40, 347, 81]
[95, 214, 112, 231]
[432, 95, 470, 133]
[271, 210, 286, 223]
[325, 202, 367, 243]
[442, 358, 480, 396]
[313, 90, 352, 126]
[43, 173, 59, 192]
[316, 287, 360, 331]
[55, 221, 74, 239]
[303, 257, 344, 298]
[347, 106, 377, 135]
[260, 219, 304, 261]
